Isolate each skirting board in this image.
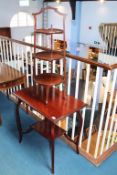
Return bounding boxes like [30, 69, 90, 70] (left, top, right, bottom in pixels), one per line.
[62, 136, 117, 166]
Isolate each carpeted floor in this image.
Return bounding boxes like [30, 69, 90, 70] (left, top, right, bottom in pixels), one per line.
[0, 92, 116, 175]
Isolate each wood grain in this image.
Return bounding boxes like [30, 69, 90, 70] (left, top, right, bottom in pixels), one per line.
[33, 51, 64, 61]
[0, 63, 25, 90]
[34, 73, 64, 86]
[14, 86, 86, 123]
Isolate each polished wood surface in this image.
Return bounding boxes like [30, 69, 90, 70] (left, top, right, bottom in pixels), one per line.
[0, 27, 11, 37]
[33, 7, 67, 104]
[15, 86, 85, 122]
[33, 51, 63, 61]
[15, 86, 85, 174]
[32, 119, 65, 140]
[35, 28, 63, 35]
[34, 73, 64, 86]
[81, 130, 117, 166]
[15, 86, 85, 173]
[0, 63, 25, 90]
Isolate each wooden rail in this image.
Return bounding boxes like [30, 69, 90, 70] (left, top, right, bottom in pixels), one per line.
[0, 35, 117, 70]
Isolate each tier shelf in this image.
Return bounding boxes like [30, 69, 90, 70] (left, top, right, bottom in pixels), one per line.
[34, 28, 63, 35]
[34, 73, 64, 86]
[32, 120, 65, 140]
[33, 51, 64, 61]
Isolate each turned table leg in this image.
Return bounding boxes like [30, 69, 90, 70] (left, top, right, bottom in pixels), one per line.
[51, 123, 55, 174]
[16, 99, 23, 143]
[64, 111, 83, 154]
[45, 86, 49, 105]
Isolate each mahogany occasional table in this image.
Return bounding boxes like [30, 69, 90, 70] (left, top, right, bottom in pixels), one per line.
[14, 86, 86, 174]
[0, 63, 26, 125]
[0, 63, 25, 91]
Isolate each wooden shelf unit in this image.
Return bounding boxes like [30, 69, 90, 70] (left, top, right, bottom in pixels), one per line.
[32, 6, 67, 104]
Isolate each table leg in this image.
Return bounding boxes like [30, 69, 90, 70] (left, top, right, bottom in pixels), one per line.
[16, 99, 22, 143]
[45, 86, 49, 105]
[22, 76, 27, 89]
[76, 111, 83, 154]
[51, 123, 55, 174]
[6, 90, 10, 99]
[64, 111, 83, 154]
[63, 58, 67, 99]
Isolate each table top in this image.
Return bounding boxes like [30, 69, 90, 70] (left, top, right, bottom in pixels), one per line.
[14, 86, 86, 123]
[0, 63, 25, 90]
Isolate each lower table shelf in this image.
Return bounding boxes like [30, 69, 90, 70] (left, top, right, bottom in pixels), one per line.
[32, 119, 65, 140]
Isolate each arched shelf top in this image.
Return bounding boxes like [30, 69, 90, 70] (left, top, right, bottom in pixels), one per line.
[32, 6, 67, 18]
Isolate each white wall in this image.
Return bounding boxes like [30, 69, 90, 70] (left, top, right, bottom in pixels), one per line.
[0, 0, 43, 40]
[45, 1, 117, 50]
[1, 1, 117, 47]
[47, 2, 72, 50]
[80, 1, 117, 46]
